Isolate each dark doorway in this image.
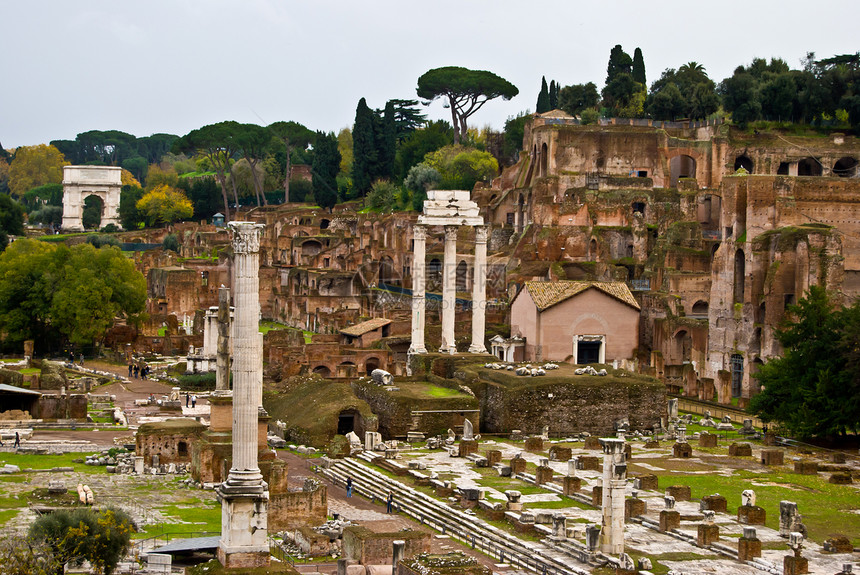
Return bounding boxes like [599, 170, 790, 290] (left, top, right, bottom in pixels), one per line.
[734, 250, 745, 304]
[833, 157, 858, 177]
[178, 441, 188, 456]
[797, 157, 822, 176]
[577, 341, 601, 364]
[313, 365, 331, 377]
[731, 354, 743, 397]
[632, 201, 646, 216]
[540, 142, 548, 177]
[777, 162, 790, 175]
[365, 358, 379, 375]
[82, 195, 104, 229]
[734, 155, 754, 173]
[338, 410, 357, 435]
[670, 155, 697, 187]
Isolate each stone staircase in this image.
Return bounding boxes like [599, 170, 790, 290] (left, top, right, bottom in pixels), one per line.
[318, 454, 592, 575]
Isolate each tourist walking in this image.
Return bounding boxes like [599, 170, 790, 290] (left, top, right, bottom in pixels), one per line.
[346, 476, 353, 497]
[186, 393, 190, 408]
[133, 364, 139, 378]
[386, 491, 393, 513]
[191, 395, 197, 408]
[128, 363, 133, 378]
[13, 432, 20, 448]
[79, 354, 84, 366]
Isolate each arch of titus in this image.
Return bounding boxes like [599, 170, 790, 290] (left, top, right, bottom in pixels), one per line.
[61, 165, 122, 231]
[409, 190, 488, 355]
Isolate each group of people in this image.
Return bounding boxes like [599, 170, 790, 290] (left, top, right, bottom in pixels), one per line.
[185, 393, 198, 409]
[68, 352, 84, 367]
[127, 362, 150, 379]
[344, 477, 394, 513]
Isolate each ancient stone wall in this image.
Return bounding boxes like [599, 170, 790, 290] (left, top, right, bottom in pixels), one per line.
[342, 526, 430, 565]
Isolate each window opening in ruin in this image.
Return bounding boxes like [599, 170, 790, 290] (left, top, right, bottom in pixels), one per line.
[302, 240, 322, 257]
[589, 239, 598, 261]
[691, 300, 708, 317]
[711, 243, 720, 256]
[577, 341, 601, 364]
[313, 365, 331, 377]
[731, 354, 743, 398]
[178, 441, 187, 456]
[757, 301, 766, 323]
[784, 293, 795, 309]
[506, 212, 515, 225]
[324, 258, 330, 268]
[734, 250, 745, 304]
[734, 155, 754, 173]
[725, 227, 732, 239]
[626, 245, 634, 258]
[777, 162, 790, 175]
[797, 157, 822, 176]
[701, 196, 712, 224]
[201, 271, 208, 287]
[637, 171, 648, 177]
[632, 202, 646, 216]
[669, 155, 697, 187]
[675, 330, 692, 363]
[517, 194, 525, 232]
[379, 256, 395, 285]
[320, 218, 330, 229]
[833, 157, 858, 177]
[540, 142, 548, 177]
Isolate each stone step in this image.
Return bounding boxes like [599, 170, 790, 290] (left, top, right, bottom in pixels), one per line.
[320, 457, 589, 575]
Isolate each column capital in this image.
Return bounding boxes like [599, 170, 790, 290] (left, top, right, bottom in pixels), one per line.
[228, 222, 266, 254]
[413, 224, 427, 241]
[444, 225, 458, 241]
[475, 225, 489, 243]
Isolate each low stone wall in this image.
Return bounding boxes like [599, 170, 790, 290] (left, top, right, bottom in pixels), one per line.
[343, 526, 430, 565]
[270, 483, 327, 531]
[37, 395, 87, 420]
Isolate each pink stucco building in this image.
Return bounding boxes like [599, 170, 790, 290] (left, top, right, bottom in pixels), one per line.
[509, 281, 640, 364]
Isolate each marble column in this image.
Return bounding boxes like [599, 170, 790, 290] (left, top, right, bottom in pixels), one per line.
[469, 225, 488, 353]
[440, 225, 458, 354]
[216, 286, 231, 392]
[217, 222, 269, 569]
[599, 438, 627, 554]
[409, 225, 427, 354]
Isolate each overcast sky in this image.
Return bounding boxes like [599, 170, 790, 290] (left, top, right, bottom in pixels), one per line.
[3, 1, 858, 148]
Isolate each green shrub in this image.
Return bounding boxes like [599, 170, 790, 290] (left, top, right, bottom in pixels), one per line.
[176, 372, 217, 390]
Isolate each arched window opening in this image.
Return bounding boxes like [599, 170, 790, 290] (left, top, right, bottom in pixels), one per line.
[313, 365, 331, 378]
[731, 354, 744, 398]
[670, 155, 697, 187]
[833, 157, 858, 177]
[540, 142, 548, 177]
[691, 301, 709, 317]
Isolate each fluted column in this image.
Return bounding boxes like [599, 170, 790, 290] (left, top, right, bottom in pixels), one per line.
[216, 286, 231, 392]
[440, 225, 458, 354]
[469, 225, 488, 353]
[409, 225, 427, 354]
[599, 438, 627, 554]
[217, 222, 269, 569]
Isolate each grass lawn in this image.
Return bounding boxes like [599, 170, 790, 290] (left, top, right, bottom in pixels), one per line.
[0, 453, 95, 473]
[652, 468, 860, 545]
[134, 499, 221, 539]
[425, 385, 466, 399]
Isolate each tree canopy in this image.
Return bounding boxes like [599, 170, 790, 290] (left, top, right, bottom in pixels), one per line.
[8, 145, 68, 196]
[0, 239, 146, 351]
[135, 184, 193, 226]
[417, 66, 518, 145]
[311, 131, 341, 209]
[750, 286, 860, 438]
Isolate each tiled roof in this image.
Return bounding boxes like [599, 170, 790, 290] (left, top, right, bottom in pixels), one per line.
[523, 281, 640, 312]
[340, 318, 392, 337]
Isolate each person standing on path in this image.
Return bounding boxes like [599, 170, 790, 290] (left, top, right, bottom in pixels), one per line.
[346, 476, 353, 497]
[186, 393, 190, 408]
[386, 490, 393, 513]
[13, 432, 20, 448]
[128, 363, 133, 378]
[191, 395, 197, 408]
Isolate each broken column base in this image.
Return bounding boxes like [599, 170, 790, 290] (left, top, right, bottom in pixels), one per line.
[562, 476, 581, 495]
[535, 466, 553, 485]
[510, 458, 527, 475]
[458, 439, 478, 457]
[738, 537, 762, 561]
[591, 486, 603, 507]
[784, 555, 809, 575]
[738, 505, 766, 525]
[659, 510, 680, 532]
[624, 498, 646, 520]
[697, 524, 720, 546]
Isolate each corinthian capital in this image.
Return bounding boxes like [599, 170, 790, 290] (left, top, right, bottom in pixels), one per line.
[229, 222, 266, 254]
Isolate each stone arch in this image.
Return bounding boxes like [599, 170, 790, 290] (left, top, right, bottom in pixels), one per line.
[734, 249, 745, 304]
[673, 329, 692, 363]
[797, 157, 822, 176]
[540, 142, 548, 177]
[82, 194, 105, 229]
[691, 300, 708, 317]
[833, 157, 858, 177]
[312, 365, 331, 378]
[734, 154, 754, 173]
[669, 154, 697, 187]
[589, 238, 598, 261]
[61, 166, 122, 231]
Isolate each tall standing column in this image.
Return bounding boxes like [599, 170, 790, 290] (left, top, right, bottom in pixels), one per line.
[469, 225, 488, 353]
[409, 225, 427, 354]
[440, 225, 458, 354]
[217, 221, 269, 569]
[599, 438, 627, 554]
[216, 286, 231, 392]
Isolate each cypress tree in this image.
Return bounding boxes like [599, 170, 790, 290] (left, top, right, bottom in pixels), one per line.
[312, 131, 341, 209]
[352, 97, 378, 197]
[633, 47, 646, 86]
[549, 80, 559, 110]
[377, 101, 397, 180]
[536, 76, 550, 113]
